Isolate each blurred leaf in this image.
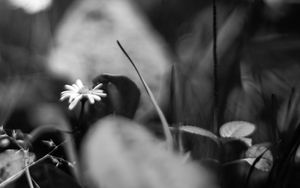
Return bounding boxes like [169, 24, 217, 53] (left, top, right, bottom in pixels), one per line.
[219, 121, 256, 138]
[90, 74, 140, 119]
[239, 137, 253, 147]
[277, 88, 300, 136]
[171, 6, 250, 130]
[295, 145, 300, 165]
[82, 116, 214, 188]
[221, 137, 252, 147]
[222, 159, 269, 188]
[244, 143, 273, 172]
[177, 126, 219, 143]
[0, 149, 35, 187]
[7, 0, 52, 14]
[27, 164, 82, 188]
[220, 138, 249, 162]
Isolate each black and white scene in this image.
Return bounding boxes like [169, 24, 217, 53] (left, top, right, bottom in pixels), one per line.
[0, 0, 300, 188]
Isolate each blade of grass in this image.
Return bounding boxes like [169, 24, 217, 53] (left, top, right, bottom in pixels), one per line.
[117, 40, 173, 149]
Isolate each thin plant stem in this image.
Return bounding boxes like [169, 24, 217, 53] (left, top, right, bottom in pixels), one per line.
[75, 100, 86, 137]
[24, 150, 34, 188]
[212, 0, 219, 134]
[0, 140, 67, 187]
[116, 41, 173, 149]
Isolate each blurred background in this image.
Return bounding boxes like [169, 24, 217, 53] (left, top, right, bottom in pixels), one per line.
[0, 0, 300, 144]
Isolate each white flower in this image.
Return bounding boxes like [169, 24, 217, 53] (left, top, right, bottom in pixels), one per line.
[60, 79, 107, 110]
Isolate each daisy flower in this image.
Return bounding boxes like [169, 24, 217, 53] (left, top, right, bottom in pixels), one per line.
[60, 79, 107, 110]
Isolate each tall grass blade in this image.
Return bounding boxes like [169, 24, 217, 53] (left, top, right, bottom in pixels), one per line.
[117, 41, 173, 149]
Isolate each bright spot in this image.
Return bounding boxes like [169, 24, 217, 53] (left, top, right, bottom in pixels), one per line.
[8, 0, 52, 14]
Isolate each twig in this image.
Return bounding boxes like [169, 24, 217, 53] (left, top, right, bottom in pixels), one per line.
[0, 140, 67, 187]
[31, 177, 41, 188]
[24, 150, 34, 188]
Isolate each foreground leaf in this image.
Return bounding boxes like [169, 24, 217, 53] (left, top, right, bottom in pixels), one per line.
[0, 149, 35, 186]
[82, 116, 217, 188]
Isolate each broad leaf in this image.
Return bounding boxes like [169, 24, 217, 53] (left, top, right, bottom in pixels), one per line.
[219, 121, 256, 138]
[94, 74, 140, 118]
[87, 74, 140, 122]
[177, 126, 219, 143]
[243, 143, 273, 172]
[0, 149, 35, 187]
[82, 116, 212, 188]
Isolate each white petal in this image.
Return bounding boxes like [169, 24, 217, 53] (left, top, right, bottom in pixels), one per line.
[87, 94, 95, 104]
[92, 89, 104, 94]
[76, 79, 84, 89]
[61, 92, 75, 97]
[65, 85, 76, 91]
[68, 95, 83, 110]
[60, 95, 70, 101]
[61, 93, 71, 98]
[69, 93, 80, 103]
[92, 95, 101, 101]
[98, 93, 107, 97]
[93, 83, 103, 90]
[61, 91, 75, 94]
[92, 91, 107, 97]
[72, 84, 80, 91]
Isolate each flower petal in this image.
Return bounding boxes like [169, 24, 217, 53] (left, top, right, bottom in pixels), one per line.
[68, 93, 79, 103]
[93, 83, 103, 90]
[76, 79, 84, 89]
[87, 94, 95, 104]
[98, 93, 107, 97]
[64, 85, 76, 91]
[60, 94, 70, 101]
[92, 89, 105, 94]
[92, 95, 101, 101]
[72, 84, 80, 91]
[61, 91, 75, 94]
[68, 95, 83, 110]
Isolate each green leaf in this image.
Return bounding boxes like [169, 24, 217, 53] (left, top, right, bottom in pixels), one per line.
[92, 74, 141, 119]
[219, 121, 256, 138]
[0, 149, 35, 187]
[243, 143, 273, 172]
[82, 116, 210, 188]
[177, 126, 219, 143]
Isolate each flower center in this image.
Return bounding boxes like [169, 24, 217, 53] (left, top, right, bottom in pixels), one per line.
[78, 87, 90, 95]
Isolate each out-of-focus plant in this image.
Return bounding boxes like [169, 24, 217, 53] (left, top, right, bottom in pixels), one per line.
[0, 125, 78, 188]
[82, 116, 218, 188]
[7, 0, 52, 14]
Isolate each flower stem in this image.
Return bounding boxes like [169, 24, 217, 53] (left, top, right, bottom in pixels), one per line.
[74, 100, 86, 147]
[76, 100, 85, 133]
